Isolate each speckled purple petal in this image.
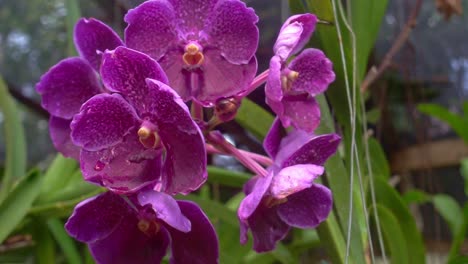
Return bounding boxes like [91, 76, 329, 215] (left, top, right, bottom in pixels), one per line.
[168, 0, 216, 35]
[71, 93, 139, 151]
[274, 14, 317, 60]
[281, 133, 341, 167]
[49, 116, 80, 160]
[100, 47, 168, 114]
[36, 57, 102, 119]
[89, 208, 170, 264]
[204, 0, 259, 64]
[270, 164, 324, 199]
[65, 192, 129, 243]
[238, 171, 274, 220]
[168, 201, 219, 264]
[74, 18, 124, 71]
[137, 191, 191, 233]
[244, 203, 290, 252]
[198, 50, 257, 105]
[124, 0, 179, 60]
[280, 95, 321, 132]
[277, 184, 332, 228]
[289, 48, 335, 96]
[145, 79, 207, 195]
[275, 129, 313, 165]
[157, 49, 190, 101]
[80, 129, 162, 194]
[265, 56, 283, 102]
[263, 118, 283, 159]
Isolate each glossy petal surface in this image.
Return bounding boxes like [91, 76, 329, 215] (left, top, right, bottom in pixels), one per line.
[277, 184, 332, 228]
[74, 18, 124, 70]
[263, 118, 283, 159]
[274, 14, 317, 60]
[265, 56, 283, 101]
[49, 116, 80, 160]
[36, 57, 102, 119]
[238, 172, 274, 220]
[168, 201, 219, 264]
[280, 95, 321, 132]
[270, 164, 324, 199]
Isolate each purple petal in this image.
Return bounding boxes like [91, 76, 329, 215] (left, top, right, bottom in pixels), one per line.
[124, 0, 179, 61]
[263, 118, 283, 159]
[36, 57, 102, 119]
[270, 164, 324, 199]
[277, 184, 332, 228]
[71, 93, 139, 151]
[65, 192, 130, 243]
[197, 50, 257, 105]
[280, 94, 321, 132]
[80, 130, 163, 194]
[244, 203, 290, 252]
[281, 133, 341, 167]
[157, 49, 191, 101]
[49, 116, 80, 160]
[204, 0, 259, 64]
[74, 18, 124, 71]
[289, 48, 335, 96]
[100, 47, 168, 114]
[145, 79, 207, 195]
[238, 172, 274, 220]
[168, 201, 219, 264]
[265, 56, 283, 101]
[275, 129, 313, 165]
[168, 0, 216, 35]
[89, 210, 170, 264]
[274, 14, 317, 60]
[137, 191, 191, 233]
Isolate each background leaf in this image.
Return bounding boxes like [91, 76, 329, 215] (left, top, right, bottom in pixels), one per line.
[433, 194, 463, 236]
[235, 98, 274, 140]
[418, 103, 468, 142]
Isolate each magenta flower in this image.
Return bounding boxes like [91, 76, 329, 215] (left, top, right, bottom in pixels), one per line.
[70, 46, 207, 195]
[65, 191, 219, 264]
[124, 0, 259, 105]
[36, 18, 123, 159]
[265, 14, 335, 133]
[238, 120, 340, 252]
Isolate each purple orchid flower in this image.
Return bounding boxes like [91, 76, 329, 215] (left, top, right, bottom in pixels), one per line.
[36, 18, 124, 159]
[265, 14, 335, 133]
[124, 0, 259, 105]
[69, 46, 207, 195]
[65, 190, 219, 264]
[238, 119, 340, 252]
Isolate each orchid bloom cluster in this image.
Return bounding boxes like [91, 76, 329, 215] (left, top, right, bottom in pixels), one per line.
[36, 0, 340, 263]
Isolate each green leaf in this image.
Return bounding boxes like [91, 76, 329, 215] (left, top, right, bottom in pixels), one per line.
[0, 76, 27, 202]
[460, 158, 468, 196]
[235, 98, 274, 140]
[47, 218, 81, 264]
[433, 194, 463, 236]
[288, 0, 306, 14]
[449, 256, 468, 264]
[0, 170, 42, 243]
[207, 166, 250, 188]
[370, 205, 409, 264]
[65, 0, 81, 56]
[316, 211, 347, 264]
[369, 178, 425, 263]
[37, 154, 78, 202]
[367, 137, 390, 180]
[448, 204, 468, 262]
[462, 101, 468, 118]
[402, 190, 431, 206]
[366, 108, 381, 124]
[31, 220, 56, 264]
[418, 103, 468, 142]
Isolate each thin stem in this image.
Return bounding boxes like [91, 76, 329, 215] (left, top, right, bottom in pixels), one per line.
[246, 69, 270, 95]
[206, 132, 268, 177]
[206, 144, 274, 167]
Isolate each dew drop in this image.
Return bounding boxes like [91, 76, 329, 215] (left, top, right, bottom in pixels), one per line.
[94, 160, 106, 171]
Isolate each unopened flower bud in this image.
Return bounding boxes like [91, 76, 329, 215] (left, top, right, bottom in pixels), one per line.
[214, 98, 240, 122]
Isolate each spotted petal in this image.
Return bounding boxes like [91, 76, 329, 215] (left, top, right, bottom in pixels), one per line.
[263, 118, 283, 159]
[168, 0, 216, 35]
[269, 164, 324, 199]
[280, 94, 321, 132]
[49, 116, 80, 160]
[274, 14, 317, 60]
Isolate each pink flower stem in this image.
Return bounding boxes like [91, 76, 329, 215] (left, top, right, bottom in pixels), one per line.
[245, 69, 269, 95]
[206, 132, 268, 177]
[206, 144, 273, 167]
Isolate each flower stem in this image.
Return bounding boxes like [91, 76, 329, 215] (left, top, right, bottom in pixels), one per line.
[206, 132, 268, 177]
[245, 69, 269, 96]
[206, 144, 273, 167]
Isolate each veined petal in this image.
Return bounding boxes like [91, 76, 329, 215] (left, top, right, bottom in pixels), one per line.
[198, 50, 257, 105]
[65, 192, 130, 243]
[270, 164, 324, 199]
[74, 18, 124, 71]
[80, 130, 162, 194]
[263, 118, 283, 159]
[100, 47, 168, 114]
[36, 57, 102, 119]
[168, 0, 216, 35]
[289, 48, 335, 96]
[168, 201, 219, 264]
[49, 116, 80, 160]
[71, 93, 139, 151]
[277, 184, 332, 228]
[204, 0, 259, 64]
[280, 94, 321, 133]
[145, 79, 207, 195]
[274, 14, 317, 60]
[157, 48, 191, 101]
[281, 133, 341, 167]
[125, 0, 179, 61]
[137, 191, 191, 233]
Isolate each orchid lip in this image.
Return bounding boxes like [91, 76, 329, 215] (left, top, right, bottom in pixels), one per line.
[280, 69, 299, 92]
[138, 125, 161, 149]
[137, 219, 161, 237]
[183, 42, 204, 66]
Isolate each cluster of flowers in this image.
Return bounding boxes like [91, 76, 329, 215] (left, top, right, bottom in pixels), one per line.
[36, 0, 340, 263]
